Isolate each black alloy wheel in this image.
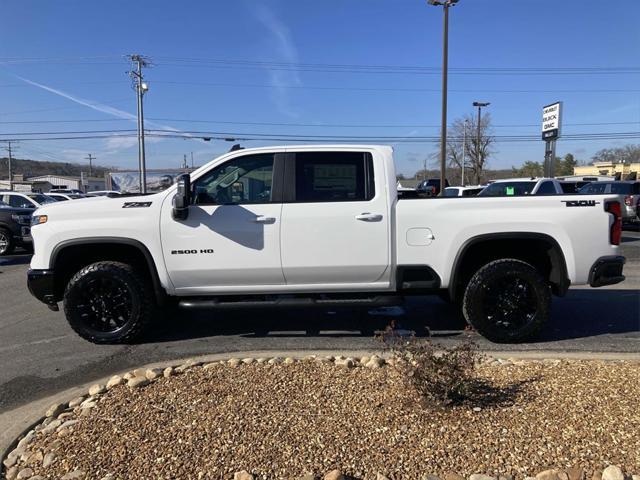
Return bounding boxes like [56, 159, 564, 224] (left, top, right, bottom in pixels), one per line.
[462, 259, 551, 343]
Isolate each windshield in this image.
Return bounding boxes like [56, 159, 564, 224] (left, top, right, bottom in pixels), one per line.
[27, 194, 56, 204]
[478, 182, 537, 197]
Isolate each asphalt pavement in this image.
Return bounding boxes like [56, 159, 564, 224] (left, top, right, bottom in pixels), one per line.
[0, 230, 638, 414]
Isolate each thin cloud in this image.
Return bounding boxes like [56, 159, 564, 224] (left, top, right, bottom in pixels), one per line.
[254, 4, 301, 118]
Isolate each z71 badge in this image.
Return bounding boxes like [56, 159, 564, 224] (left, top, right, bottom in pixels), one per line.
[561, 200, 600, 207]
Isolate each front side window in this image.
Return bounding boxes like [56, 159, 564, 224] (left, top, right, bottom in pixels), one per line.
[192, 154, 274, 205]
[294, 152, 374, 202]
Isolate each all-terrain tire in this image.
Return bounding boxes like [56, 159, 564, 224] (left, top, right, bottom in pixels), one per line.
[63, 261, 154, 344]
[462, 259, 551, 343]
[0, 228, 15, 256]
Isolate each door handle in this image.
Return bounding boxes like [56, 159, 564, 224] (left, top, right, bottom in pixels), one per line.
[355, 212, 383, 222]
[253, 215, 276, 224]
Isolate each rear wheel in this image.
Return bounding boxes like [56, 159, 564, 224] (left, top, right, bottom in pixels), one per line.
[0, 228, 15, 256]
[462, 259, 550, 343]
[63, 261, 154, 344]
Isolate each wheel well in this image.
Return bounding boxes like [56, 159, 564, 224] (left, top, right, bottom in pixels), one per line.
[449, 234, 569, 301]
[52, 241, 164, 303]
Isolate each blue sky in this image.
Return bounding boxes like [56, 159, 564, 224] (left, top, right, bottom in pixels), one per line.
[0, 0, 638, 176]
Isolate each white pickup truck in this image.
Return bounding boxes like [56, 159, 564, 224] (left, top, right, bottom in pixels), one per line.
[27, 145, 625, 344]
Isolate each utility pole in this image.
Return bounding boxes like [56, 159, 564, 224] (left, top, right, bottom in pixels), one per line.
[428, 0, 460, 195]
[462, 119, 468, 186]
[85, 154, 95, 178]
[128, 54, 151, 193]
[190, 152, 194, 169]
[473, 101, 490, 184]
[2, 141, 17, 191]
[182, 154, 188, 170]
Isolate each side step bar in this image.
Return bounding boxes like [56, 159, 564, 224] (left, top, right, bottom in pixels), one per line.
[179, 295, 403, 310]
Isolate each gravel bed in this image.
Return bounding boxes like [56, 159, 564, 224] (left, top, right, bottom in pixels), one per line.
[3, 357, 639, 480]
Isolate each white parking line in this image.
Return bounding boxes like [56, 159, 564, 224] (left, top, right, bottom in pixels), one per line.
[0, 335, 71, 353]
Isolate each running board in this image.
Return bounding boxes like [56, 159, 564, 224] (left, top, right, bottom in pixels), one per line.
[179, 295, 403, 310]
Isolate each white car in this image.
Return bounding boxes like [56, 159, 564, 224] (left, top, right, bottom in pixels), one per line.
[0, 191, 57, 209]
[28, 145, 625, 344]
[86, 190, 122, 197]
[443, 186, 485, 197]
[47, 193, 86, 202]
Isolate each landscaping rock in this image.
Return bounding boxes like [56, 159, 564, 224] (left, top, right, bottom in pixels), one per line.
[123, 372, 134, 380]
[163, 366, 174, 377]
[5, 466, 18, 480]
[88, 384, 106, 396]
[106, 375, 123, 389]
[324, 470, 345, 480]
[42, 451, 56, 468]
[242, 358, 256, 365]
[79, 400, 96, 410]
[228, 358, 241, 367]
[145, 368, 161, 380]
[127, 376, 150, 388]
[445, 475, 464, 480]
[284, 357, 295, 364]
[16, 468, 34, 480]
[537, 470, 561, 480]
[45, 403, 65, 418]
[423, 475, 441, 480]
[592, 471, 603, 480]
[27, 476, 45, 480]
[3, 454, 18, 469]
[26, 451, 43, 466]
[366, 356, 385, 369]
[233, 471, 254, 480]
[268, 357, 282, 365]
[133, 368, 147, 377]
[469, 475, 495, 480]
[565, 468, 584, 480]
[68, 396, 85, 408]
[335, 358, 354, 369]
[58, 419, 79, 430]
[602, 466, 624, 480]
[61, 471, 85, 480]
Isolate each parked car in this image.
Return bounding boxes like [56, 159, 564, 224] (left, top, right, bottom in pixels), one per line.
[47, 193, 86, 201]
[49, 188, 85, 195]
[478, 178, 563, 196]
[85, 190, 122, 197]
[443, 186, 485, 197]
[29, 145, 624, 345]
[0, 192, 57, 209]
[578, 181, 640, 222]
[0, 200, 32, 255]
[416, 178, 450, 196]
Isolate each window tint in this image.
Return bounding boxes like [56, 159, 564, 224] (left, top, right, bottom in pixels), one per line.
[294, 152, 374, 202]
[462, 188, 482, 196]
[28, 194, 56, 205]
[192, 154, 274, 205]
[536, 181, 557, 195]
[443, 188, 459, 197]
[578, 183, 607, 194]
[478, 182, 537, 197]
[610, 183, 634, 194]
[7, 195, 34, 208]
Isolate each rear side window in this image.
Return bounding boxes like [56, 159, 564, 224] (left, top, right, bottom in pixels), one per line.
[610, 183, 634, 194]
[536, 181, 557, 195]
[579, 183, 607, 194]
[293, 152, 374, 202]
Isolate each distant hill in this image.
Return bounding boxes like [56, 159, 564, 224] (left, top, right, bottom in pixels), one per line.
[0, 157, 114, 180]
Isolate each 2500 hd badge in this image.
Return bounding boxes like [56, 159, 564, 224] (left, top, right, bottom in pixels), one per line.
[171, 249, 215, 255]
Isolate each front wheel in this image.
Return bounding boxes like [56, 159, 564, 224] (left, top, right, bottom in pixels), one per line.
[63, 261, 154, 344]
[462, 259, 551, 343]
[0, 228, 15, 256]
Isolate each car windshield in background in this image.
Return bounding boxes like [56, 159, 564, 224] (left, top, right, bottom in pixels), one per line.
[478, 182, 537, 197]
[443, 188, 459, 197]
[27, 194, 56, 204]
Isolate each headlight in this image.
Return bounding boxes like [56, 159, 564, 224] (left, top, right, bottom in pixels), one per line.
[31, 215, 48, 226]
[11, 214, 32, 226]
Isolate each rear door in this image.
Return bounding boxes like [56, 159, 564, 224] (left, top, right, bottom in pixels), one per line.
[280, 150, 390, 287]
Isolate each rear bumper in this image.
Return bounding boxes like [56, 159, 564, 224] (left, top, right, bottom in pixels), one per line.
[589, 256, 625, 287]
[27, 269, 59, 310]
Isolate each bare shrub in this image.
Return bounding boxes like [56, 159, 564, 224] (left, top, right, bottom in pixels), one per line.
[378, 325, 480, 407]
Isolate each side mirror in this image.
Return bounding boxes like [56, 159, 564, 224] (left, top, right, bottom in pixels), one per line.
[172, 174, 191, 221]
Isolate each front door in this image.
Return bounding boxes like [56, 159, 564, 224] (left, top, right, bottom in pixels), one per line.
[280, 150, 390, 287]
[161, 152, 285, 292]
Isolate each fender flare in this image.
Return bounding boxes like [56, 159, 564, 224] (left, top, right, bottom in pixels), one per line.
[51, 237, 166, 304]
[448, 232, 570, 300]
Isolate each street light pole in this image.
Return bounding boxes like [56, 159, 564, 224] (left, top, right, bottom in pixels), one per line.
[428, 0, 459, 195]
[472, 101, 490, 184]
[462, 119, 468, 186]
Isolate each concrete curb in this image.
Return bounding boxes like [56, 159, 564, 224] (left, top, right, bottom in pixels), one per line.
[2, 348, 639, 476]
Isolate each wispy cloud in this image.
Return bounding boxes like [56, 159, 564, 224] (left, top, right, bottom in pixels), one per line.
[253, 4, 301, 118]
[13, 74, 191, 153]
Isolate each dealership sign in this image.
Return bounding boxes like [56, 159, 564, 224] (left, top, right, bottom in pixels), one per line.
[542, 102, 562, 140]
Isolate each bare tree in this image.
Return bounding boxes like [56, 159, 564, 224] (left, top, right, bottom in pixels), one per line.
[441, 113, 495, 185]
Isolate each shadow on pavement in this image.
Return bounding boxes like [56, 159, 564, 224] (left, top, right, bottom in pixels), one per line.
[0, 252, 32, 269]
[145, 288, 639, 344]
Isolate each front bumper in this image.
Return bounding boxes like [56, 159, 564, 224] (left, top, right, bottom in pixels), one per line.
[589, 256, 625, 288]
[27, 269, 59, 310]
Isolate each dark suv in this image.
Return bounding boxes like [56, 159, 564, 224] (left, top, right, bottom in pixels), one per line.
[0, 200, 33, 255]
[416, 178, 450, 196]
